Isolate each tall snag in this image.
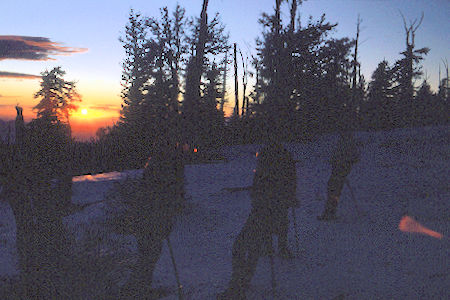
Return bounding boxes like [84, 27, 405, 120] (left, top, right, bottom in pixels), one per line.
[233, 43, 239, 117]
[184, 0, 209, 104]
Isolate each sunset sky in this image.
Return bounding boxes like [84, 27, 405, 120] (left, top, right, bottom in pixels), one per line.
[0, 0, 448, 140]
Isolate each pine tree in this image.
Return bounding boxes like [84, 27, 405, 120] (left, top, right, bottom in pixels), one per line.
[33, 66, 81, 126]
[119, 9, 150, 127]
[202, 62, 225, 148]
[117, 6, 190, 166]
[183, 1, 229, 149]
[365, 60, 395, 128]
[317, 37, 354, 132]
[414, 78, 435, 125]
[254, 0, 296, 139]
[438, 59, 449, 102]
[254, 1, 342, 138]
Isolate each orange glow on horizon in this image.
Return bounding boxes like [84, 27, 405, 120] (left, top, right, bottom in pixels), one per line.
[81, 108, 88, 115]
[399, 216, 443, 239]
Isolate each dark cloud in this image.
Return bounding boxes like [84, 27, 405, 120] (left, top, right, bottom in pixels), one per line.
[0, 104, 31, 108]
[0, 35, 87, 61]
[0, 71, 40, 79]
[89, 105, 120, 112]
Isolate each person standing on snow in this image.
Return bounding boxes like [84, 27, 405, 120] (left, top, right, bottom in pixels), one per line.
[119, 141, 186, 298]
[218, 138, 298, 300]
[317, 131, 360, 221]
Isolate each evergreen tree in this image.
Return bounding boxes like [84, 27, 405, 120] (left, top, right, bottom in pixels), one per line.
[317, 37, 354, 132]
[202, 62, 225, 148]
[253, 0, 297, 139]
[438, 78, 449, 101]
[414, 79, 435, 125]
[365, 60, 395, 128]
[253, 0, 357, 139]
[436, 76, 449, 124]
[119, 9, 151, 127]
[117, 6, 190, 166]
[287, 14, 336, 136]
[146, 5, 189, 109]
[438, 60, 449, 102]
[33, 66, 81, 126]
[183, 0, 229, 149]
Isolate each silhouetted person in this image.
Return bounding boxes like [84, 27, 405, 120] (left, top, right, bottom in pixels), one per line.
[4, 114, 73, 298]
[318, 131, 360, 221]
[120, 140, 185, 298]
[218, 139, 297, 300]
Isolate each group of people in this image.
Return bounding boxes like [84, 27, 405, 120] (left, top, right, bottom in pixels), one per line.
[3, 103, 359, 299]
[119, 129, 359, 299]
[218, 131, 359, 299]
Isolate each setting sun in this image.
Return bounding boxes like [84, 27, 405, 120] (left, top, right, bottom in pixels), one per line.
[81, 109, 88, 115]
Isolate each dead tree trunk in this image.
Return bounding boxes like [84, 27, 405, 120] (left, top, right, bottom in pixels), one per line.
[399, 11, 424, 101]
[184, 0, 209, 105]
[234, 43, 239, 117]
[351, 14, 362, 118]
[239, 49, 247, 117]
[290, 0, 298, 33]
[220, 51, 228, 114]
[352, 15, 361, 93]
[183, 0, 209, 145]
[15, 106, 25, 146]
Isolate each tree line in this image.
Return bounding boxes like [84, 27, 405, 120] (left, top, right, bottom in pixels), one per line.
[97, 0, 448, 165]
[1, 0, 449, 176]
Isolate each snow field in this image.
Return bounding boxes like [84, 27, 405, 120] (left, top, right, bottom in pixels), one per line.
[0, 125, 448, 299]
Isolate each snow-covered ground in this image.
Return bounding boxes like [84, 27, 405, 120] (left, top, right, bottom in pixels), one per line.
[0, 125, 448, 299]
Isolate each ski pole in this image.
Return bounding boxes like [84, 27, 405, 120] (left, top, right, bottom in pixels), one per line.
[291, 207, 300, 256]
[345, 179, 361, 217]
[167, 236, 183, 300]
[269, 243, 276, 299]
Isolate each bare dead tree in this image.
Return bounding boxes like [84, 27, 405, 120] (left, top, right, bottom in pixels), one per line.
[443, 59, 449, 88]
[439, 62, 441, 88]
[397, 11, 428, 100]
[15, 105, 25, 146]
[275, 0, 283, 35]
[441, 58, 449, 99]
[400, 11, 424, 52]
[290, 0, 300, 33]
[254, 57, 261, 105]
[184, 0, 209, 103]
[234, 43, 239, 117]
[239, 49, 248, 117]
[352, 15, 362, 92]
[220, 51, 228, 113]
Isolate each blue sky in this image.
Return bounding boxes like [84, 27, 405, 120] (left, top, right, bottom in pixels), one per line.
[0, 0, 448, 137]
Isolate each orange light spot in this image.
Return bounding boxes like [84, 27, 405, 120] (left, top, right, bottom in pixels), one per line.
[194, 148, 198, 153]
[399, 215, 443, 239]
[256, 152, 259, 157]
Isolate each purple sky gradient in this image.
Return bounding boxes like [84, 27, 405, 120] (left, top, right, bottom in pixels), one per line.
[0, 0, 448, 130]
